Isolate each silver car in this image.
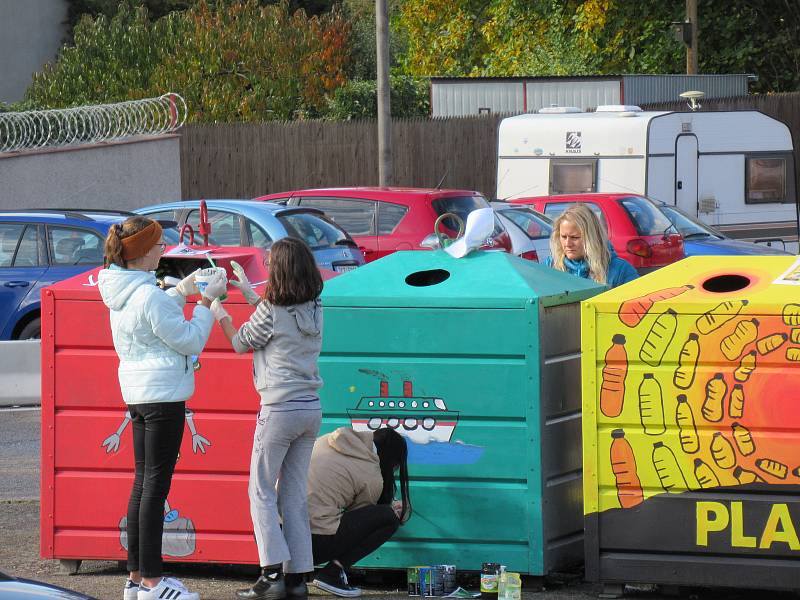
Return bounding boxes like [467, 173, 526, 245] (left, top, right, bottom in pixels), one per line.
[491, 202, 553, 263]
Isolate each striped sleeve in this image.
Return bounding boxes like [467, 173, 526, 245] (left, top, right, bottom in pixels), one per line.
[232, 301, 274, 353]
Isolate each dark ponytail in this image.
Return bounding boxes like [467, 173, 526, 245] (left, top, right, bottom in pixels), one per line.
[104, 217, 153, 267]
[373, 428, 412, 522]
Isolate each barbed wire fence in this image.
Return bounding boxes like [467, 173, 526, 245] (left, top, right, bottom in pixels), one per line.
[0, 93, 187, 153]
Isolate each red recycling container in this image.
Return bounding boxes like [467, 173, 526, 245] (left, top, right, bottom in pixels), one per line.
[39, 245, 336, 570]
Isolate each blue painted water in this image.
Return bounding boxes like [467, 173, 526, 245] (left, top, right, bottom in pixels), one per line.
[407, 440, 485, 465]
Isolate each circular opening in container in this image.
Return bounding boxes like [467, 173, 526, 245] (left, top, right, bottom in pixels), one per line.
[405, 269, 450, 287]
[702, 274, 751, 293]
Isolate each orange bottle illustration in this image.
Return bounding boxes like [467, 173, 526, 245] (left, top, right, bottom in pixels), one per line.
[675, 394, 699, 454]
[610, 429, 644, 508]
[600, 334, 628, 418]
[786, 348, 800, 362]
[781, 303, 800, 326]
[694, 458, 720, 489]
[791, 328, 800, 344]
[696, 299, 748, 335]
[639, 309, 677, 367]
[652, 442, 688, 493]
[701, 373, 726, 423]
[673, 333, 700, 390]
[756, 458, 788, 479]
[733, 466, 766, 484]
[617, 285, 693, 327]
[728, 384, 745, 419]
[756, 332, 787, 355]
[734, 351, 757, 382]
[731, 422, 755, 456]
[720, 318, 759, 360]
[639, 374, 666, 435]
[710, 432, 736, 469]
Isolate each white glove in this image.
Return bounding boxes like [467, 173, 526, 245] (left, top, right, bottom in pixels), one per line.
[210, 298, 231, 323]
[229, 260, 261, 305]
[173, 269, 200, 297]
[201, 271, 228, 301]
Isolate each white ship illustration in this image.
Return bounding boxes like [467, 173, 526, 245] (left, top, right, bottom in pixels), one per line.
[348, 380, 459, 445]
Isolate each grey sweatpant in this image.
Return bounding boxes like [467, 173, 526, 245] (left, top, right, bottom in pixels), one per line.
[249, 405, 321, 572]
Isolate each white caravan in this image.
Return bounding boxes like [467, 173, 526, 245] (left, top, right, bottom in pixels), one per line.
[496, 107, 798, 250]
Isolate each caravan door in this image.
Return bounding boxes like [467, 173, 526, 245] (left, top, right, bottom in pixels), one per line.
[675, 135, 698, 215]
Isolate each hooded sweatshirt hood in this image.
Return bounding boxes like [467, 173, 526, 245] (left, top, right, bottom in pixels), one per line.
[98, 266, 157, 311]
[293, 298, 323, 336]
[328, 427, 377, 462]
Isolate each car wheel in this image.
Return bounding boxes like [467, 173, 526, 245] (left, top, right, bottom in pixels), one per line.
[17, 318, 41, 340]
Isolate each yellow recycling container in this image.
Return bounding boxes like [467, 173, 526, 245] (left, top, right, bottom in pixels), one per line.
[581, 256, 800, 592]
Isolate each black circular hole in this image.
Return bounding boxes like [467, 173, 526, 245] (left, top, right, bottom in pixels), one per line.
[405, 269, 451, 287]
[702, 274, 751, 293]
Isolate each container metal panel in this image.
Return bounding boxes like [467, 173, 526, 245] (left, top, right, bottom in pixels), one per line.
[623, 74, 750, 106]
[431, 80, 524, 117]
[583, 256, 800, 590]
[525, 80, 620, 113]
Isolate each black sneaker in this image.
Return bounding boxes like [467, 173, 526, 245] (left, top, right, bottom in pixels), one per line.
[285, 573, 308, 600]
[311, 565, 361, 598]
[236, 572, 286, 600]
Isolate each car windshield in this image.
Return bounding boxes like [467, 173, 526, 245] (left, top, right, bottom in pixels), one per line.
[618, 196, 676, 236]
[431, 195, 504, 237]
[277, 211, 354, 250]
[659, 204, 723, 240]
[500, 208, 552, 240]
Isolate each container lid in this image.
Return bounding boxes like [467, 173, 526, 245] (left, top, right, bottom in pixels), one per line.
[585, 255, 800, 315]
[322, 250, 604, 309]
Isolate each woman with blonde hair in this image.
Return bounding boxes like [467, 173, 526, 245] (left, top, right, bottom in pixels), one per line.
[545, 203, 638, 287]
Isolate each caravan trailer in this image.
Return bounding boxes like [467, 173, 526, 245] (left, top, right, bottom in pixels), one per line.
[496, 107, 798, 251]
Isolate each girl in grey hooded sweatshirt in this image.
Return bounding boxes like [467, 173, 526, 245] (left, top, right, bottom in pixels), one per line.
[211, 237, 323, 600]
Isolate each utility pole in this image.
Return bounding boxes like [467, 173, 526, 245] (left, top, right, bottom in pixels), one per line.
[686, 0, 698, 74]
[376, 0, 393, 186]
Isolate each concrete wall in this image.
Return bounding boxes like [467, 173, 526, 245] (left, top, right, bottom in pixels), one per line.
[0, 135, 182, 211]
[0, 0, 69, 104]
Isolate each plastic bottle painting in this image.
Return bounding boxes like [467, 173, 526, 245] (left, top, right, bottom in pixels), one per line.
[617, 285, 693, 327]
[600, 335, 628, 418]
[719, 318, 759, 361]
[695, 299, 748, 335]
[674, 333, 700, 389]
[710, 432, 736, 469]
[701, 373, 726, 423]
[728, 384, 745, 419]
[638, 374, 666, 435]
[652, 442, 688, 493]
[675, 395, 699, 454]
[610, 429, 644, 508]
[639, 309, 677, 367]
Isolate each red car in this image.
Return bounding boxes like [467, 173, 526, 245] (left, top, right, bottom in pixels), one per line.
[508, 193, 684, 272]
[254, 187, 513, 262]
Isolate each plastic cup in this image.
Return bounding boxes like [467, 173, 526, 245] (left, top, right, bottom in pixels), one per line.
[195, 267, 227, 296]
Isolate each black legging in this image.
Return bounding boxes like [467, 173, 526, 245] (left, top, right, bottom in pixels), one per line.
[126, 401, 185, 578]
[312, 504, 400, 569]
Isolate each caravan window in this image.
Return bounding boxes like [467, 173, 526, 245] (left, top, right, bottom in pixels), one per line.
[550, 160, 597, 194]
[746, 154, 794, 204]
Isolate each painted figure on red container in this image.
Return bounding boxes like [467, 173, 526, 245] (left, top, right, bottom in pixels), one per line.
[212, 237, 324, 600]
[545, 203, 639, 288]
[307, 426, 412, 597]
[98, 216, 227, 600]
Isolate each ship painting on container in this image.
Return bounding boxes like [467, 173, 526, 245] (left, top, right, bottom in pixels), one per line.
[582, 256, 800, 592]
[348, 378, 484, 466]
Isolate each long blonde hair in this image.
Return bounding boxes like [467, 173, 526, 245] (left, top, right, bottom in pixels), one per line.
[549, 203, 611, 284]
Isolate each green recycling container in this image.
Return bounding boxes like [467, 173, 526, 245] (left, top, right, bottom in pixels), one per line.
[319, 250, 604, 575]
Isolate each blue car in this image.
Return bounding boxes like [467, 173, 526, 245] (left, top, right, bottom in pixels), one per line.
[658, 203, 792, 257]
[135, 199, 365, 271]
[0, 210, 135, 340]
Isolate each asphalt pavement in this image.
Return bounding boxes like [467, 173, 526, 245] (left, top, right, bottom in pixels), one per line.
[0, 408, 795, 600]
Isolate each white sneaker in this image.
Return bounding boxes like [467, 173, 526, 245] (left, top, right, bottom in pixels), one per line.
[124, 579, 140, 600]
[137, 576, 200, 600]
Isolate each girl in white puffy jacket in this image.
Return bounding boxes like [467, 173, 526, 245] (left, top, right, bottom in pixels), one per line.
[98, 216, 226, 600]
